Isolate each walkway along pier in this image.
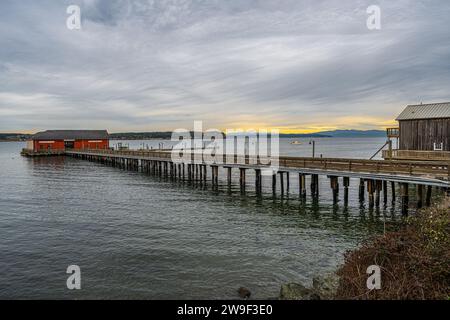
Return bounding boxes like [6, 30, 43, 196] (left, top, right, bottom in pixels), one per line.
[62, 149, 450, 215]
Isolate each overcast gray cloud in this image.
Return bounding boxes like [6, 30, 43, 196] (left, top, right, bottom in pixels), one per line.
[1, 0, 449, 132]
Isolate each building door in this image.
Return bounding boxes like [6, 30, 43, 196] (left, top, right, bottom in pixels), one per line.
[64, 141, 75, 149]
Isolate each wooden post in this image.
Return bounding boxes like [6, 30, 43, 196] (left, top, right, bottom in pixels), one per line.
[272, 173, 276, 194]
[182, 164, 185, 180]
[417, 184, 424, 209]
[211, 166, 216, 186]
[279, 172, 285, 194]
[375, 180, 382, 207]
[330, 176, 338, 204]
[226, 167, 232, 187]
[359, 178, 365, 202]
[311, 174, 319, 198]
[314, 175, 319, 197]
[426, 185, 432, 207]
[239, 168, 246, 190]
[286, 172, 290, 192]
[367, 180, 375, 208]
[400, 183, 409, 215]
[391, 181, 396, 203]
[343, 177, 350, 205]
[299, 174, 306, 198]
[383, 181, 388, 204]
[255, 169, 262, 194]
[215, 166, 219, 185]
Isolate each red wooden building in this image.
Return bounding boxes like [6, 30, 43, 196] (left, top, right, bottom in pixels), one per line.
[28, 130, 110, 152]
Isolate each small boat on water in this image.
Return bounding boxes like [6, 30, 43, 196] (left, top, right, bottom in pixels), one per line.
[290, 140, 302, 145]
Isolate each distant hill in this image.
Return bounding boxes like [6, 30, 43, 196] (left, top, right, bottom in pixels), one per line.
[317, 130, 386, 137]
[0, 133, 31, 141]
[109, 132, 173, 140]
[96, 130, 387, 140]
[1, 129, 386, 141]
[279, 133, 331, 138]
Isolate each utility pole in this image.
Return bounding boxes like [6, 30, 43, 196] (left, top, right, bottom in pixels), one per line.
[309, 140, 315, 158]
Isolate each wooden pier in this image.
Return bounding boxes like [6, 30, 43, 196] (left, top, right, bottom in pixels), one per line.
[62, 149, 450, 215]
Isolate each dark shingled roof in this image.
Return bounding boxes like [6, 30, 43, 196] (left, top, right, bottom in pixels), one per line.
[32, 130, 109, 140]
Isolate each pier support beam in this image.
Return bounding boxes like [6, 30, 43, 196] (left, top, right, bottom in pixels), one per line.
[400, 183, 409, 215]
[343, 177, 350, 205]
[417, 185, 424, 209]
[280, 172, 285, 194]
[299, 174, 306, 198]
[330, 176, 339, 204]
[239, 168, 246, 191]
[426, 186, 432, 207]
[211, 166, 219, 186]
[311, 174, 319, 198]
[383, 181, 388, 205]
[272, 173, 277, 194]
[286, 172, 290, 192]
[359, 179, 365, 202]
[391, 181, 396, 204]
[226, 167, 232, 187]
[367, 180, 375, 209]
[375, 180, 382, 207]
[255, 169, 262, 194]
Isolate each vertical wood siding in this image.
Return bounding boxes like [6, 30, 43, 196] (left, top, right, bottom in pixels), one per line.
[399, 118, 450, 151]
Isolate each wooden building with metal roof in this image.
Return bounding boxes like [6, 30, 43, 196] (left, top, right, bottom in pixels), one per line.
[384, 102, 450, 160]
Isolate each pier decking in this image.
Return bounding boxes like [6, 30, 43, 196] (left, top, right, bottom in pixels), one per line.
[62, 148, 450, 215]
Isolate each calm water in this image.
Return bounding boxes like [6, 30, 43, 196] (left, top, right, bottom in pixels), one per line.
[0, 138, 409, 299]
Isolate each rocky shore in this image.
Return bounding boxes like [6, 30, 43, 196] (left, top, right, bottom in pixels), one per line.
[279, 273, 340, 300]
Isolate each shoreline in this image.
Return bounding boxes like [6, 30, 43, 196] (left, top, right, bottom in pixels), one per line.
[278, 195, 449, 300]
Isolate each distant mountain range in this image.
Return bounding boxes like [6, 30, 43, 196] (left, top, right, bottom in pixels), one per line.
[312, 130, 386, 138]
[0, 129, 386, 141]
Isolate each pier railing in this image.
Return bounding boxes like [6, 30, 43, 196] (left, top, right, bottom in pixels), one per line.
[382, 149, 450, 161]
[67, 149, 450, 181]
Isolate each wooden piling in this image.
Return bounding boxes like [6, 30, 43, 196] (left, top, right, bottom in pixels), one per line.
[311, 174, 319, 198]
[367, 179, 375, 208]
[272, 173, 277, 194]
[359, 178, 365, 202]
[426, 185, 432, 206]
[375, 180, 382, 207]
[226, 167, 232, 187]
[239, 168, 246, 190]
[400, 183, 409, 215]
[299, 174, 306, 198]
[255, 169, 262, 193]
[417, 184, 424, 208]
[391, 181, 396, 203]
[343, 176, 350, 205]
[286, 172, 290, 192]
[330, 176, 339, 204]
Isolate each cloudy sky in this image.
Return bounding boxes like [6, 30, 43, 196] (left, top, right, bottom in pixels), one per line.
[1, 0, 449, 133]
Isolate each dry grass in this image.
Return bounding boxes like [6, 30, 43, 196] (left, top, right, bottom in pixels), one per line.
[336, 198, 450, 300]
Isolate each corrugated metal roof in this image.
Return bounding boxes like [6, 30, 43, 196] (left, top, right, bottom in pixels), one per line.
[396, 102, 450, 120]
[32, 130, 109, 140]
